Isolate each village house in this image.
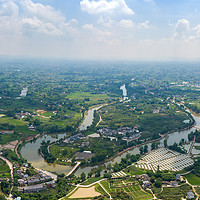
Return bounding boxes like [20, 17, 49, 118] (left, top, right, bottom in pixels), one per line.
[187, 191, 194, 199]
[170, 181, 178, 187]
[22, 184, 47, 193]
[0, 130, 14, 135]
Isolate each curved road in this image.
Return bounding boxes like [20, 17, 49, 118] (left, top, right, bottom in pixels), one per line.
[0, 155, 14, 200]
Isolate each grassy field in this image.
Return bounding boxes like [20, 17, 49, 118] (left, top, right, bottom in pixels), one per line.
[0, 116, 37, 144]
[36, 110, 81, 128]
[66, 92, 110, 104]
[50, 144, 80, 161]
[0, 116, 36, 135]
[184, 173, 200, 185]
[156, 184, 192, 200]
[81, 177, 103, 185]
[101, 178, 153, 200]
[41, 111, 53, 117]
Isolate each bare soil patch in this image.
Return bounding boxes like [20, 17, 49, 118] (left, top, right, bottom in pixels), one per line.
[69, 186, 101, 199]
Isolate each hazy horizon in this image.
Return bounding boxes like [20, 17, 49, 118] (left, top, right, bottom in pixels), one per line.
[1, 0, 200, 60]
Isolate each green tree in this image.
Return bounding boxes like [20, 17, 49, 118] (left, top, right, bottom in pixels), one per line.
[139, 146, 144, 154]
[151, 142, 156, 150]
[144, 145, 148, 153]
[155, 178, 162, 188]
[164, 139, 168, 147]
[81, 172, 86, 181]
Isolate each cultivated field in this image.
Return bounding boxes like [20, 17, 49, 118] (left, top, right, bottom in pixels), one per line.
[101, 178, 153, 200]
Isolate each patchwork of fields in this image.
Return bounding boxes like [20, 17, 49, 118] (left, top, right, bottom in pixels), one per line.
[101, 178, 153, 200]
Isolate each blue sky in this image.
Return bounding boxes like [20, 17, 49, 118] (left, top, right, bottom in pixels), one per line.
[0, 0, 200, 60]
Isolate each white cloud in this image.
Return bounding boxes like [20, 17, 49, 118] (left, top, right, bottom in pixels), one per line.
[20, 0, 65, 24]
[119, 19, 134, 28]
[0, 1, 19, 17]
[193, 24, 200, 36]
[82, 23, 111, 36]
[80, 0, 134, 15]
[174, 19, 190, 38]
[22, 17, 63, 35]
[138, 20, 150, 29]
[98, 16, 114, 27]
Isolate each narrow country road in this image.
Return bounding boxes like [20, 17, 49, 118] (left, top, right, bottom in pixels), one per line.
[0, 156, 14, 200]
[185, 179, 199, 200]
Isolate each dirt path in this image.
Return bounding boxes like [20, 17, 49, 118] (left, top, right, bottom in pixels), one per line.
[15, 141, 22, 159]
[95, 114, 102, 127]
[0, 156, 14, 200]
[186, 178, 199, 200]
[98, 182, 112, 200]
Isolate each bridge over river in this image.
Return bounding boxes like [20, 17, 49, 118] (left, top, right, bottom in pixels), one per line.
[66, 162, 81, 177]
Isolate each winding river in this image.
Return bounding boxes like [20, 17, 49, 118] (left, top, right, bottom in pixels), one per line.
[21, 107, 200, 177]
[21, 105, 103, 175]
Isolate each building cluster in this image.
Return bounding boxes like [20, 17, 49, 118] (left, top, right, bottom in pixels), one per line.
[20, 87, 28, 97]
[135, 173, 186, 189]
[98, 127, 141, 142]
[28, 125, 36, 131]
[17, 166, 56, 193]
[18, 180, 56, 193]
[153, 107, 165, 114]
[135, 174, 151, 189]
[0, 130, 14, 135]
[15, 111, 30, 119]
[63, 133, 84, 144]
[162, 174, 185, 187]
[17, 169, 52, 186]
[75, 151, 96, 161]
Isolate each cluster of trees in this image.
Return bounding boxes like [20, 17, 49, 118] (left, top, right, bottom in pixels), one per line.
[147, 169, 176, 188]
[139, 142, 160, 155]
[168, 143, 186, 154]
[40, 140, 56, 163]
[192, 157, 200, 177]
[0, 194, 6, 200]
[0, 123, 14, 130]
[188, 130, 200, 143]
[0, 180, 11, 195]
[112, 154, 140, 172]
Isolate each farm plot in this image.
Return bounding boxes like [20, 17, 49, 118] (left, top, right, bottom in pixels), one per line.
[101, 178, 153, 200]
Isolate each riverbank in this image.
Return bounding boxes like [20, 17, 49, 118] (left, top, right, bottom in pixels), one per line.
[19, 103, 197, 176]
[87, 109, 196, 166]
